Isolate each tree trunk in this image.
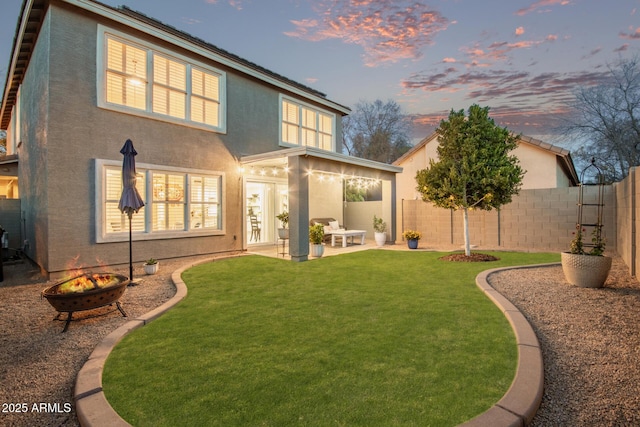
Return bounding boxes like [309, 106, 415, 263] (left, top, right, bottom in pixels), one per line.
[463, 208, 471, 256]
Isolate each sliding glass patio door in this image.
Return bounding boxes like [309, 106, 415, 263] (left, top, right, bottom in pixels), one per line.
[246, 181, 288, 246]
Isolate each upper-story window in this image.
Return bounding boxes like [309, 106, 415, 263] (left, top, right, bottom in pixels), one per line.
[99, 27, 226, 132]
[281, 97, 335, 151]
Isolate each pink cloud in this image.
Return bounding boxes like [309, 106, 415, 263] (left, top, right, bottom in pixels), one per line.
[619, 27, 640, 40]
[401, 67, 609, 108]
[515, 0, 572, 16]
[442, 57, 457, 63]
[403, 66, 611, 136]
[285, 0, 450, 66]
[515, 26, 525, 36]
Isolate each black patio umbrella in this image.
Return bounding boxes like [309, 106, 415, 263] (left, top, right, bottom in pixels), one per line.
[118, 139, 145, 282]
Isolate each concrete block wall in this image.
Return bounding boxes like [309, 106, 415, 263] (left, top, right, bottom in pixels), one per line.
[615, 167, 637, 276]
[401, 186, 617, 254]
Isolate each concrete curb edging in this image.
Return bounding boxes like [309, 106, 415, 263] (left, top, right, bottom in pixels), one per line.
[74, 256, 227, 427]
[460, 262, 560, 427]
[74, 257, 557, 426]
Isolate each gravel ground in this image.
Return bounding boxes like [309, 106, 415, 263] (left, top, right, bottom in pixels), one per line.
[0, 256, 213, 427]
[1, 253, 638, 426]
[489, 256, 640, 426]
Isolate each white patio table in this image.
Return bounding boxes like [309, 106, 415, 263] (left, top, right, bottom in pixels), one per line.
[330, 229, 366, 248]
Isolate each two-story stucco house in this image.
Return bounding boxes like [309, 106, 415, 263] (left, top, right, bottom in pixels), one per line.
[0, 0, 401, 277]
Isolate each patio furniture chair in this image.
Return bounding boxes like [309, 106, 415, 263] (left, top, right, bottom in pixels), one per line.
[250, 215, 261, 242]
[310, 217, 344, 243]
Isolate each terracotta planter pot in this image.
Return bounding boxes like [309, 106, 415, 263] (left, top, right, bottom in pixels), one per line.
[561, 252, 612, 288]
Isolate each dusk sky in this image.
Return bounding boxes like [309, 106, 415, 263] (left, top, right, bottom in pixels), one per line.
[1, 0, 639, 144]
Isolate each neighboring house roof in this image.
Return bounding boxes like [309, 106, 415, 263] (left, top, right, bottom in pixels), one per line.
[394, 131, 579, 186]
[1, 0, 350, 130]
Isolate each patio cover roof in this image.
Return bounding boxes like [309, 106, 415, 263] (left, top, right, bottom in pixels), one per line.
[240, 147, 403, 175]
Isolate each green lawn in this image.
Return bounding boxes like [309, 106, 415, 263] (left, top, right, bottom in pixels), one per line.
[103, 250, 558, 426]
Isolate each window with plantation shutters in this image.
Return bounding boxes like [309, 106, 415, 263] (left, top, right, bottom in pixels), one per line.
[191, 68, 220, 127]
[282, 100, 299, 145]
[104, 167, 146, 234]
[301, 107, 317, 147]
[99, 161, 223, 241]
[105, 38, 147, 110]
[101, 31, 225, 132]
[153, 54, 186, 119]
[280, 97, 335, 151]
[189, 176, 220, 229]
[319, 113, 333, 150]
[152, 173, 185, 231]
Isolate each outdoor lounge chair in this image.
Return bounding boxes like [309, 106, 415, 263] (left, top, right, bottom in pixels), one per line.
[309, 217, 345, 243]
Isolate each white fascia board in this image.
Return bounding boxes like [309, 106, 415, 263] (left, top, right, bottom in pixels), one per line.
[241, 147, 403, 174]
[62, 0, 350, 115]
[1, 0, 37, 125]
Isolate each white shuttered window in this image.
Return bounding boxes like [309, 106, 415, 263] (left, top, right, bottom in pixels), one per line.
[281, 97, 334, 151]
[100, 163, 223, 240]
[102, 32, 224, 131]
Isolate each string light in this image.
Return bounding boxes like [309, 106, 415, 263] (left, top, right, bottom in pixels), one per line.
[238, 165, 381, 188]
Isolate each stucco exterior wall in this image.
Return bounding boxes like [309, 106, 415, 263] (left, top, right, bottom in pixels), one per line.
[17, 8, 52, 272]
[309, 178, 343, 224]
[513, 144, 561, 189]
[37, 6, 239, 274]
[15, 3, 348, 276]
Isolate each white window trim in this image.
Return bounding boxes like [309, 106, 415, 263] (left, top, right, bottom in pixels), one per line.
[96, 25, 227, 133]
[95, 159, 226, 243]
[279, 94, 336, 151]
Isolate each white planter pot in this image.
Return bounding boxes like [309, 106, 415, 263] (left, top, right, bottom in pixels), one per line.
[144, 262, 159, 275]
[374, 232, 386, 247]
[309, 243, 324, 258]
[561, 252, 612, 288]
[278, 228, 289, 239]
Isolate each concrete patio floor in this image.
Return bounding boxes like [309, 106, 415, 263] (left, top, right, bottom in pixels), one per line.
[247, 238, 463, 260]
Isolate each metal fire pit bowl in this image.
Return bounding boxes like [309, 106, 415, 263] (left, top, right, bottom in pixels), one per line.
[42, 273, 129, 332]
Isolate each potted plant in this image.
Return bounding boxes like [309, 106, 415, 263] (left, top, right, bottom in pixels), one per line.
[561, 225, 611, 288]
[309, 223, 325, 257]
[373, 215, 387, 247]
[276, 211, 289, 239]
[402, 230, 422, 249]
[144, 258, 159, 275]
[561, 159, 611, 288]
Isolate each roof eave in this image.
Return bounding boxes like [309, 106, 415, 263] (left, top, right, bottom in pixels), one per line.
[1, 0, 45, 130]
[241, 147, 403, 174]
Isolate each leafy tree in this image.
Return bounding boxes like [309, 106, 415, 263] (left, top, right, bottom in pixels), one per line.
[343, 99, 412, 163]
[563, 55, 640, 182]
[415, 104, 524, 256]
